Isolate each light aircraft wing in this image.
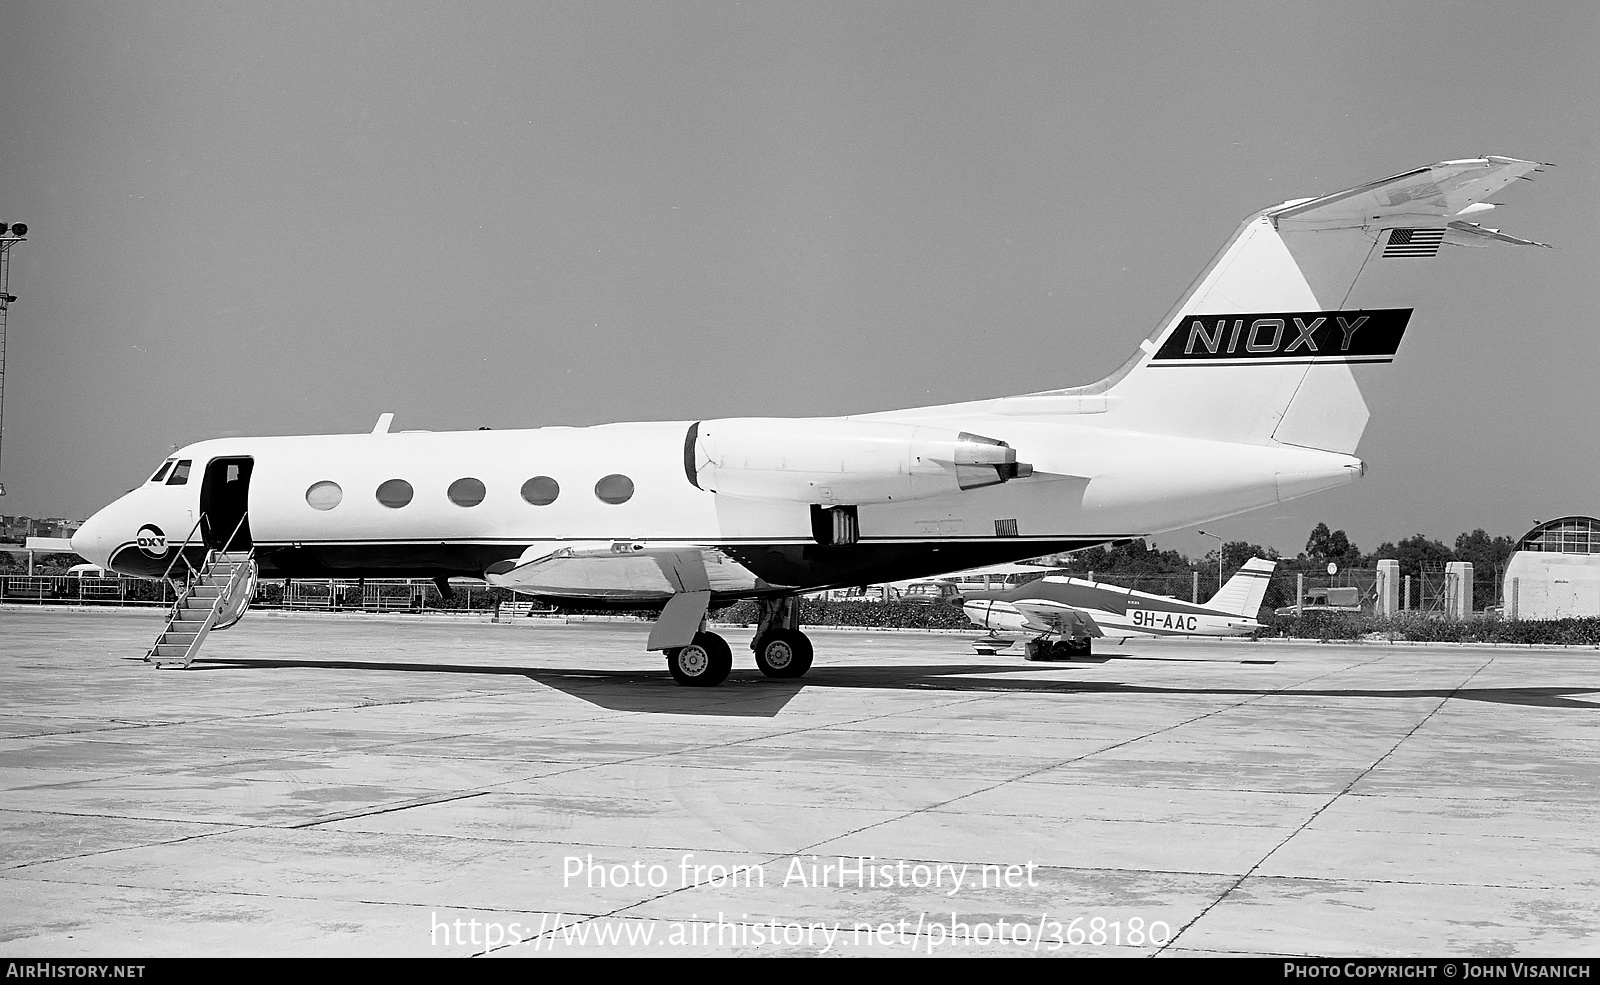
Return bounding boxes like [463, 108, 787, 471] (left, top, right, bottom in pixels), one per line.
[1013, 600, 1105, 638]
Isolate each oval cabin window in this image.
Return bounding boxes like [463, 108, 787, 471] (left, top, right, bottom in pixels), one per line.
[448, 477, 486, 507]
[305, 481, 343, 511]
[376, 479, 414, 509]
[595, 474, 634, 505]
[521, 476, 559, 506]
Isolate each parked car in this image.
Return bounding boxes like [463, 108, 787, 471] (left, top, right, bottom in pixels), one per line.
[1275, 586, 1362, 617]
[831, 585, 898, 603]
[899, 581, 963, 606]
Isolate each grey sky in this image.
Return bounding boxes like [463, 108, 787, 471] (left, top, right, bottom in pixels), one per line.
[1, 1, 1595, 561]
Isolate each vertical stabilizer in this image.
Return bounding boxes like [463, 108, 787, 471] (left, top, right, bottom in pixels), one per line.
[1067, 158, 1547, 454]
[1204, 557, 1277, 617]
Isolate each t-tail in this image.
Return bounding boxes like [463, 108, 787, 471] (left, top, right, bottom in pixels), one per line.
[1060, 157, 1550, 454]
[1204, 557, 1277, 618]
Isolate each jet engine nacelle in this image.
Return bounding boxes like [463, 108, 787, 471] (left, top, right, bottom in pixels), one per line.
[686, 418, 1031, 505]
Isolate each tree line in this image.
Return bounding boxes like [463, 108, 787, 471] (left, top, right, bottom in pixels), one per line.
[1060, 522, 1517, 611]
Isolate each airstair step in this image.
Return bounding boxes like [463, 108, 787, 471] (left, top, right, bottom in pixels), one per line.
[147, 545, 254, 669]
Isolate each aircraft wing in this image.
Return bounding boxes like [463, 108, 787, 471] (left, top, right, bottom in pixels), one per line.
[1013, 600, 1105, 638]
[484, 543, 764, 599]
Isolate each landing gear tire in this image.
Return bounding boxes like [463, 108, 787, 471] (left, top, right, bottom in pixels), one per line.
[667, 632, 733, 687]
[753, 629, 814, 679]
[1027, 638, 1091, 661]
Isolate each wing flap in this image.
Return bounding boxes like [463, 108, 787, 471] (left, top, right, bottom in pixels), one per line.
[484, 543, 762, 597]
[1014, 600, 1105, 638]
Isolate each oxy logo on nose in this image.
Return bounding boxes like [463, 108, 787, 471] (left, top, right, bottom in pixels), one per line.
[136, 525, 168, 558]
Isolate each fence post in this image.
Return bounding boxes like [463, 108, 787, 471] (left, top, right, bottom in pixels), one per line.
[1295, 572, 1304, 617]
[1403, 575, 1410, 612]
[1510, 578, 1519, 621]
[1192, 570, 1199, 602]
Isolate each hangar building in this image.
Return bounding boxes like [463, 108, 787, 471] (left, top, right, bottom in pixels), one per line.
[1502, 516, 1600, 619]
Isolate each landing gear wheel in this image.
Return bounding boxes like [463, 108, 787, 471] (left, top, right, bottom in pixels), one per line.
[753, 629, 814, 679]
[1065, 637, 1092, 657]
[1049, 640, 1075, 660]
[667, 632, 733, 687]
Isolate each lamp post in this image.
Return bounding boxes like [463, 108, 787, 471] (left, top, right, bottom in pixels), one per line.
[1197, 529, 1224, 595]
[0, 221, 28, 497]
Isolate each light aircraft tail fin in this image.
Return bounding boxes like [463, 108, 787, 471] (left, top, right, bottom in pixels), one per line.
[1061, 157, 1549, 454]
[1204, 557, 1277, 617]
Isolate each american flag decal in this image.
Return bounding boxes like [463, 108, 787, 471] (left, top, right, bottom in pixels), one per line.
[1383, 227, 1445, 258]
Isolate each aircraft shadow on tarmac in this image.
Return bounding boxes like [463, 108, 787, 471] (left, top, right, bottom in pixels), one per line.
[186, 657, 1600, 718]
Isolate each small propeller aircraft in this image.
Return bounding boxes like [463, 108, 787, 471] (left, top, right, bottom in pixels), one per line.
[962, 558, 1277, 659]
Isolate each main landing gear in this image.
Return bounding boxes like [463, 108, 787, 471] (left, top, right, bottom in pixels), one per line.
[752, 628, 813, 679]
[666, 632, 733, 687]
[661, 596, 815, 687]
[1024, 636, 1092, 661]
[749, 595, 812, 680]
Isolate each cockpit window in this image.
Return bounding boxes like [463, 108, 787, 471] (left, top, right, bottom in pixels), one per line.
[166, 460, 192, 485]
[150, 459, 176, 483]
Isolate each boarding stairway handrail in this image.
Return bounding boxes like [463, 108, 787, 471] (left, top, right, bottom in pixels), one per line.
[156, 513, 208, 588]
[146, 512, 255, 668]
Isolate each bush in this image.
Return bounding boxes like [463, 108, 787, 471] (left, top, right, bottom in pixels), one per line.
[715, 599, 971, 631]
[1266, 612, 1600, 646]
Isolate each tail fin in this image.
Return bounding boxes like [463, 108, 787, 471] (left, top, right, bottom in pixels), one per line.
[1205, 557, 1277, 617]
[1076, 157, 1549, 453]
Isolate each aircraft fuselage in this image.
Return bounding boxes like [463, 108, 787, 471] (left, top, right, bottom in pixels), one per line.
[72, 416, 1359, 604]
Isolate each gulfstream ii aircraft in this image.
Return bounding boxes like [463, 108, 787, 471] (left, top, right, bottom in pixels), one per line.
[962, 558, 1278, 659]
[71, 156, 1549, 686]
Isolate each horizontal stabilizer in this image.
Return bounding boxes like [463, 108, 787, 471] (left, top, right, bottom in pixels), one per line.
[1267, 157, 1546, 227]
[1443, 220, 1552, 249]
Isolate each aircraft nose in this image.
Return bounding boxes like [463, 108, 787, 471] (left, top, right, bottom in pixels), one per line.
[70, 508, 114, 568]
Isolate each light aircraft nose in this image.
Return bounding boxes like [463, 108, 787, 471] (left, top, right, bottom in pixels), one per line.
[962, 599, 1003, 622]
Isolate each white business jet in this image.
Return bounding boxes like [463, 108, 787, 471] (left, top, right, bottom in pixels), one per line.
[72, 157, 1549, 686]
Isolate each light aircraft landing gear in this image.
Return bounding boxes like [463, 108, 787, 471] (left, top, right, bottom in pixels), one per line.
[1025, 637, 1091, 661]
[666, 632, 732, 687]
[751, 596, 814, 679]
